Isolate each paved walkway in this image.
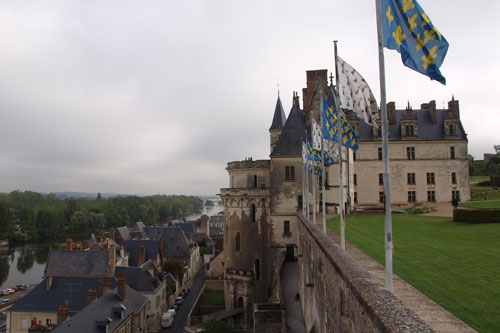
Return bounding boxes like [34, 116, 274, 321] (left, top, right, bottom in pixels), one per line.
[281, 261, 306, 333]
[310, 212, 476, 333]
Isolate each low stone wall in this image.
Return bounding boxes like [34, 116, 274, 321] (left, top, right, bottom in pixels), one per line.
[253, 303, 285, 333]
[297, 213, 434, 332]
[205, 279, 224, 291]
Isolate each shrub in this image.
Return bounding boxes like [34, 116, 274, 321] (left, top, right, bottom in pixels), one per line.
[477, 180, 491, 186]
[411, 203, 436, 214]
[453, 208, 500, 223]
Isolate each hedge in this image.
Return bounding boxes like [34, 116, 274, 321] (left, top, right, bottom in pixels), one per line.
[492, 176, 500, 187]
[453, 208, 500, 223]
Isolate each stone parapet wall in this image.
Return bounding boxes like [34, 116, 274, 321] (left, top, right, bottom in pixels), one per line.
[297, 213, 434, 332]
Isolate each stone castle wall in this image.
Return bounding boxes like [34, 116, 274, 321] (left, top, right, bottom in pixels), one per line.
[297, 213, 434, 332]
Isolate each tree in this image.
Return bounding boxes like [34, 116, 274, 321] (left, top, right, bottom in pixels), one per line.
[36, 210, 63, 239]
[18, 207, 37, 239]
[0, 202, 13, 238]
[468, 154, 476, 176]
[494, 145, 500, 155]
[96, 192, 102, 201]
[163, 260, 184, 283]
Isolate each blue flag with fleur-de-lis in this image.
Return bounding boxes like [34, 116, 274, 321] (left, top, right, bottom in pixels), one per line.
[381, 0, 449, 84]
[322, 99, 359, 151]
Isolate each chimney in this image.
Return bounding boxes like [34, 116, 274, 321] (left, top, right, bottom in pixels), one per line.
[117, 275, 126, 300]
[66, 238, 73, 251]
[46, 276, 52, 290]
[108, 227, 116, 241]
[57, 305, 70, 324]
[448, 97, 459, 119]
[138, 245, 145, 267]
[86, 287, 97, 304]
[102, 278, 112, 295]
[159, 238, 164, 257]
[387, 102, 396, 125]
[428, 100, 437, 124]
[108, 245, 116, 276]
[83, 240, 89, 250]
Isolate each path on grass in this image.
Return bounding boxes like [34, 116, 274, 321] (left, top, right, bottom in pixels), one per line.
[311, 213, 476, 333]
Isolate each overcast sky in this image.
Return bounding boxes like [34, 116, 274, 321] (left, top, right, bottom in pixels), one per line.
[0, 0, 499, 196]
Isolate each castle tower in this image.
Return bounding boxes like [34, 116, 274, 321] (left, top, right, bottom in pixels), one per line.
[269, 95, 286, 154]
[221, 159, 272, 329]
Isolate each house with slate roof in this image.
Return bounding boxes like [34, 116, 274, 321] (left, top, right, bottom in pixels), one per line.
[125, 239, 162, 270]
[219, 69, 470, 329]
[7, 277, 117, 333]
[115, 261, 167, 331]
[143, 226, 201, 287]
[54, 277, 148, 333]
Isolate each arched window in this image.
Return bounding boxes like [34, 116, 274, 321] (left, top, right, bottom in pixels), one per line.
[250, 204, 256, 222]
[235, 232, 240, 252]
[237, 297, 243, 308]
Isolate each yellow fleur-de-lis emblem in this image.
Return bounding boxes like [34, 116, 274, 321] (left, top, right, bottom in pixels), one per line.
[421, 45, 438, 69]
[408, 14, 417, 33]
[402, 0, 415, 13]
[423, 28, 436, 44]
[392, 25, 406, 47]
[421, 12, 430, 27]
[386, 6, 393, 25]
[343, 136, 348, 144]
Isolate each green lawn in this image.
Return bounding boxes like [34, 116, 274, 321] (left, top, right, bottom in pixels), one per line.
[199, 290, 224, 307]
[471, 191, 500, 201]
[460, 200, 500, 209]
[327, 215, 500, 332]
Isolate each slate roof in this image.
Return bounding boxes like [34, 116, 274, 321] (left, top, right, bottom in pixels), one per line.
[209, 227, 223, 237]
[357, 109, 467, 141]
[125, 240, 160, 267]
[209, 215, 224, 223]
[178, 223, 195, 234]
[115, 227, 131, 242]
[9, 277, 117, 316]
[143, 226, 192, 259]
[270, 104, 307, 157]
[54, 285, 147, 333]
[45, 249, 110, 277]
[115, 264, 164, 292]
[270, 95, 287, 130]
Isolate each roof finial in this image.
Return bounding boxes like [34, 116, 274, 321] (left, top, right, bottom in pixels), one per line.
[329, 72, 334, 86]
[277, 76, 280, 97]
[407, 100, 411, 110]
[452, 94, 455, 101]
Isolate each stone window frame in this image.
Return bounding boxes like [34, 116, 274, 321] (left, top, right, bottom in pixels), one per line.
[378, 173, 384, 185]
[283, 220, 291, 236]
[378, 147, 383, 160]
[354, 192, 358, 203]
[427, 191, 436, 202]
[450, 146, 456, 160]
[406, 147, 415, 160]
[426, 172, 435, 185]
[408, 191, 416, 203]
[405, 124, 415, 137]
[379, 191, 385, 203]
[452, 190, 461, 201]
[451, 172, 457, 184]
[285, 166, 295, 181]
[353, 174, 357, 185]
[250, 204, 256, 222]
[407, 173, 416, 185]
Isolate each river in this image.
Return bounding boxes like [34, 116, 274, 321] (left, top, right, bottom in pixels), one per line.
[0, 204, 224, 290]
[0, 242, 54, 290]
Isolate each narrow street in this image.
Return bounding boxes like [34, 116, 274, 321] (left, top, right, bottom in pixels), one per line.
[162, 267, 206, 333]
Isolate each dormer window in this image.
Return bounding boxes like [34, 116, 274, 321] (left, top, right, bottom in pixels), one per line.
[405, 125, 414, 137]
[449, 124, 455, 136]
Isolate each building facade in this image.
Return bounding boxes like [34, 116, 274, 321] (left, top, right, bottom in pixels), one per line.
[220, 69, 470, 329]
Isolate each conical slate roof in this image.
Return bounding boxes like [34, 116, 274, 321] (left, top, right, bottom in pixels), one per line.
[269, 95, 287, 130]
[270, 104, 306, 157]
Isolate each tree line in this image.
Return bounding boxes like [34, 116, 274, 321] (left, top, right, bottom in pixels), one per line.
[0, 190, 203, 241]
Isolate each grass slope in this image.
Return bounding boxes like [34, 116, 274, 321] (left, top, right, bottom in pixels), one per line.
[327, 215, 500, 332]
[199, 290, 224, 307]
[459, 200, 500, 209]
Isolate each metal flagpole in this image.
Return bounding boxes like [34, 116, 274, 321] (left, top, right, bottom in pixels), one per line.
[311, 151, 316, 225]
[334, 41, 345, 251]
[320, 91, 327, 234]
[375, 0, 393, 292]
